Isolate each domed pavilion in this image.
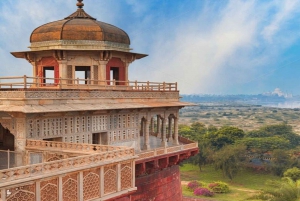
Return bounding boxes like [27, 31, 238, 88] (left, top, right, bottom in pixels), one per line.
[0, 1, 198, 201]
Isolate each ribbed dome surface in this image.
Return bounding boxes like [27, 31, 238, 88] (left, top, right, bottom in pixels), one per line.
[30, 7, 130, 45]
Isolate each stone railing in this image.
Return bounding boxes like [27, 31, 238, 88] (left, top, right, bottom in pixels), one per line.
[0, 75, 178, 91]
[0, 148, 135, 186]
[137, 142, 198, 161]
[26, 139, 125, 153]
[0, 159, 136, 201]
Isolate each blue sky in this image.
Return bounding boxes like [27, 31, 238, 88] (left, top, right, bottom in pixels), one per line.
[1, 0, 300, 95]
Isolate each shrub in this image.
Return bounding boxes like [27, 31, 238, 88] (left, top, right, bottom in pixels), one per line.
[283, 167, 300, 181]
[208, 181, 229, 193]
[194, 187, 214, 197]
[187, 181, 202, 191]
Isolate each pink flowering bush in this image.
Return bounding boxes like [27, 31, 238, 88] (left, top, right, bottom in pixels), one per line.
[187, 181, 202, 191]
[194, 187, 214, 197]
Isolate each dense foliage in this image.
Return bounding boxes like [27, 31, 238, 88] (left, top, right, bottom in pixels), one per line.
[284, 167, 300, 182]
[208, 181, 230, 193]
[193, 187, 214, 197]
[179, 122, 300, 179]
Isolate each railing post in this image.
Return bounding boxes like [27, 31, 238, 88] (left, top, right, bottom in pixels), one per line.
[23, 75, 27, 89]
[163, 82, 166, 91]
[59, 77, 62, 89]
[7, 149, 10, 169]
[147, 81, 149, 91]
[135, 80, 137, 90]
[175, 82, 177, 91]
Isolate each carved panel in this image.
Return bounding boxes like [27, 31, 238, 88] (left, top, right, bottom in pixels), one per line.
[62, 173, 78, 201]
[0, 119, 14, 133]
[67, 65, 73, 84]
[94, 65, 98, 85]
[104, 165, 117, 194]
[83, 168, 100, 200]
[41, 178, 58, 201]
[121, 162, 132, 190]
[24, 91, 179, 99]
[6, 183, 35, 201]
[0, 91, 25, 98]
[46, 153, 64, 162]
[16, 119, 26, 138]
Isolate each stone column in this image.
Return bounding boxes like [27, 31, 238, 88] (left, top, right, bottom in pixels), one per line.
[15, 118, 26, 167]
[161, 118, 167, 147]
[150, 117, 154, 135]
[140, 119, 144, 136]
[99, 60, 108, 86]
[168, 117, 173, 143]
[143, 119, 150, 150]
[124, 62, 129, 86]
[117, 163, 121, 191]
[173, 117, 179, 145]
[59, 176, 63, 201]
[79, 172, 84, 200]
[157, 115, 161, 138]
[31, 62, 37, 87]
[58, 60, 67, 83]
[100, 167, 104, 197]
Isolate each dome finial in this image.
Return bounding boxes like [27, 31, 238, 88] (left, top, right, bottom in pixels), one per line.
[76, 0, 84, 9]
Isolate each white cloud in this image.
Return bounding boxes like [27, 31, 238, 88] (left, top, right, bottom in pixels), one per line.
[1, 0, 300, 94]
[129, 0, 300, 94]
[262, 0, 300, 42]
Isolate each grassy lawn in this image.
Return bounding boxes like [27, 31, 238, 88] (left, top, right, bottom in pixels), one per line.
[180, 163, 281, 201]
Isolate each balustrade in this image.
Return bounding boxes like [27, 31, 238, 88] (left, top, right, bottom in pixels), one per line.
[0, 76, 178, 91]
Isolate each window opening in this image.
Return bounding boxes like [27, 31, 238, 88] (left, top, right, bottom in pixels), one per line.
[110, 67, 119, 85]
[43, 66, 55, 84]
[75, 66, 91, 84]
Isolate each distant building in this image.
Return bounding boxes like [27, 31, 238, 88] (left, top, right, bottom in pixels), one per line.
[0, 1, 197, 201]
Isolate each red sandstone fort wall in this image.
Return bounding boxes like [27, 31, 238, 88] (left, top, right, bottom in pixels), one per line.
[132, 165, 182, 201]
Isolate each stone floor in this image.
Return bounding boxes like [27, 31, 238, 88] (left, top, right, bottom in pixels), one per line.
[139, 135, 183, 151]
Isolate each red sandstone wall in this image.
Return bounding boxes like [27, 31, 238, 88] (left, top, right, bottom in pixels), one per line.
[132, 165, 182, 201]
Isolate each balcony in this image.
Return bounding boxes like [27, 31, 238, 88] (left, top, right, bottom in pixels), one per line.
[0, 76, 178, 91]
[0, 137, 198, 201]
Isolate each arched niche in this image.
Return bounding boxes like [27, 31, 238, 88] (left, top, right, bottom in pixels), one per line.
[0, 123, 15, 151]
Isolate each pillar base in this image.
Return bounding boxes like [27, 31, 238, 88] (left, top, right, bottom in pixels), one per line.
[143, 144, 151, 150]
[161, 141, 167, 147]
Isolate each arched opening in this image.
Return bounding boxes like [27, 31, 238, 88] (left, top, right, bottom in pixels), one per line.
[0, 124, 14, 151]
[106, 57, 126, 85]
[37, 57, 59, 85]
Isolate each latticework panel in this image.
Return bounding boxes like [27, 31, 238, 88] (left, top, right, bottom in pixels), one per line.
[62, 173, 78, 201]
[104, 165, 117, 194]
[67, 65, 73, 84]
[94, 65, 98, 85]
[83, 168, 100, 200]
[121, 163, 132, 190]
[41, 178, 58, 201]
[6, 183, 35, 201]
[46, 153, 64, 162]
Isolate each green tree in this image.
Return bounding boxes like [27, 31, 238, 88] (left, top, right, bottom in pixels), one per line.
[258, 124, 300, 148]
[213, 144, 246, 180]
[253, 178, 300, 201]
[238, 136, 290, 152]
[270, 149, 293, 176]
[205, 126, 245, 150]
[284, 167, 300, 182]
